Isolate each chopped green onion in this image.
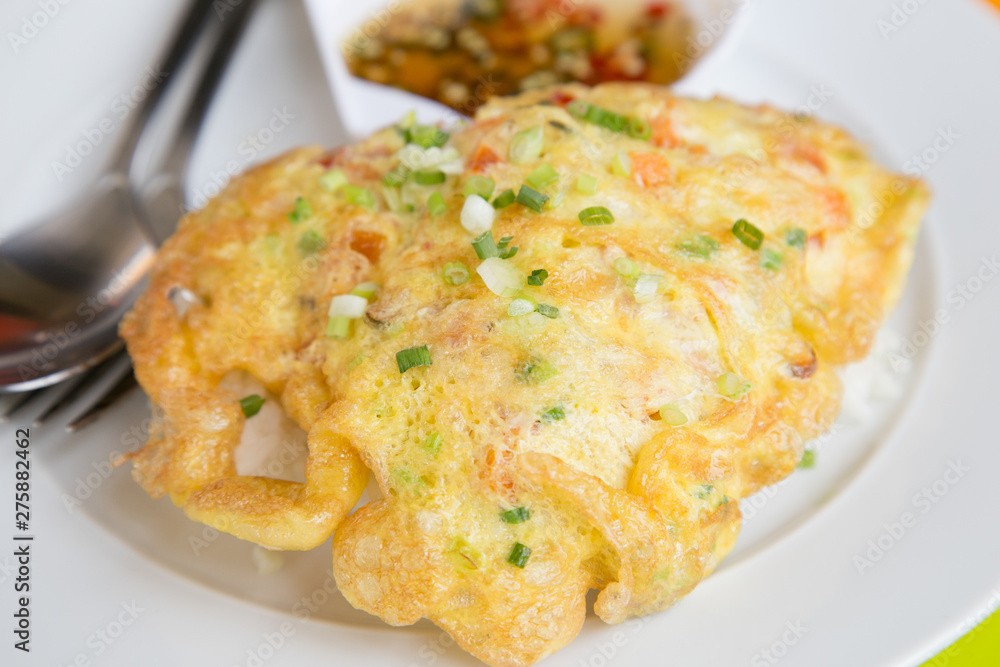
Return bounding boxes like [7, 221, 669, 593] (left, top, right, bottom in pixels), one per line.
[461, 194, 495, 234]
[540, 405, 565, 423]
[544, 189, 567, 210]
[611, 150, 632, 177]
[344, 185, 376, 210]
[632, 275, 662, 303]
[585, 104, 628, 133]
[614, 257, 641, 278]
[329, 294, 368, 319]
[536, 304, 559, 319]
[319, 169, 347, 192]
[496, 235, 518, 259]
[509, 126, 544, 163]
[464, 176, 496, 200]
[405, 125, 449, 149]
[397, 109, 416, 130]
[677, 236, 719, 259]
[477, 257, 524, 297]
[472, 230, 500, 259]
[500, 507, 531, 524]
[350, 282, 379, 300]
[297, 230, 325, 254]
[414, 169, 446, 185]
[507, 297, 536, 317]
[579, 206, 614, 226]
[423, 432, 443, 457]
[627, 117, 652, 140]
[288, 197, 312, 223]
[576, 173, 598, 195]
[732, 218, 764, 250]
[760, 248, 783, 270]
[507, 542, 531, 568]
[383, 166, 409, 187]
[658, 404, 688, 426]
[492, 188, 516, 209]
[326, 315, 351, 339]
[693, 484, 714, 500]
[567, 99, 591, 118]
[396, 345, 432, 373]
[239, 394, 265, 418]
[516, 357, 558, 384]
[527, 269, 548, 286]
[717, 372, 752, 400]
[428, 191, 447, 217]
[786, 228, 807, 249]
[443, 262, 470, 285]
[798, 450, 816, 469]
[526, 163, 559, 190]
[516, 185, 549, 212]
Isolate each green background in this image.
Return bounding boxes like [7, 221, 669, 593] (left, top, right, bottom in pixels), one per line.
[922, 607, 1000, 665]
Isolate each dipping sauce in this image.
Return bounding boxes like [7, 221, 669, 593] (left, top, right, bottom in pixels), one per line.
[344, 0, 695, 114]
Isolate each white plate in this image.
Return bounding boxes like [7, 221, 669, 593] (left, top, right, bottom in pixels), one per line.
[2, 0, 999, 665]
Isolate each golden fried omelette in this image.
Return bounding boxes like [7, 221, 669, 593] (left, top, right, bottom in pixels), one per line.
[120, 83, 928, 667]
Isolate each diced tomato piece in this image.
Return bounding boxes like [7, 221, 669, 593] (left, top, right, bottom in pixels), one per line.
[468, 144, 502, 172]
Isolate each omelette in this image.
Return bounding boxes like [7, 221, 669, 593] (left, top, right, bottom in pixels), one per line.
[119, 83, 928, 667]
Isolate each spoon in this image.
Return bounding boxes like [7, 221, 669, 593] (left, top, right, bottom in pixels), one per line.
[0, 0, 257, 392]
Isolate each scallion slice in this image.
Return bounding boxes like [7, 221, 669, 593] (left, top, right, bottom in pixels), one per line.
[496, 235, 518, 259]
[472, 230, 500, 259]
[798, 450, 816, 469]
[297, 230, 325, 254]
[500, 507, 531, 524]
[658, 404, 688, 426]
[461, 194, 495, 234]
[288, 197, 312, 223]
[576, 173, 598, 195]
[786, 227, 807, 249]
[319, 169, 347, 192]
[632, 274, 662, 303]
[509, 126, 544, 163]
[717, 372, 752, 400]
[732, 218, 764, 250]
[527, 269, 548, 286]
[413, 169, 446, 185]
[239, 394, 265, 418]
[383, 166, 409, 187]
[476, 257, 524, 297]
[396, 345, 432, 373]
[428, 191, 447, 217]
[423, 432, 443, 457]
[536, 303, 559, 319]
[464, 176, 496, 200]
[326, 315, 351, 339]
[611, 150, 632, 177]
[406, 125, 450, 149]
[344, 185, 376, 210]
[507, 297, 536, 317]
[492, 188, 516, 209]
[350, 282, 379, 300]
[516, 185, 549, 212]
[328, 294, 368, 319]
[676, 236, 719, 259]
[585, 104, 628, 133]
[526, 163, 559, 190]
[443, 262, 470, 285]
[540, 405, 565, 423]
[579, 206, 614, 226]
[760, 248, 783, 270]
[627, 117, 652, 140]
[507, 542, 531, 568]
[614, 257, 640, 278]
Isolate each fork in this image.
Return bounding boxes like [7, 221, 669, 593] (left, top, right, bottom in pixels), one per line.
[0, 0, 259, 431]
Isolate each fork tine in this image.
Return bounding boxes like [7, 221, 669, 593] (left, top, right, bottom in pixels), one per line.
[32, 351, 125, 426]
[66, 366, 139, 433]
[0, 391, 36, 422]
